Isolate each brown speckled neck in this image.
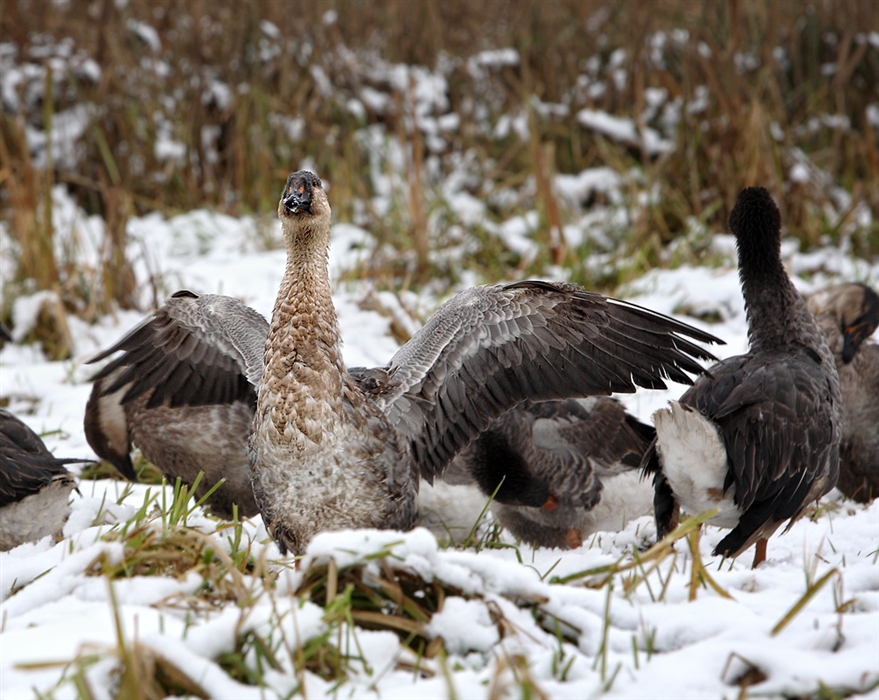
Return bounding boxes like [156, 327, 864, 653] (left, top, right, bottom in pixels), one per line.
[260, 194, 349, 445]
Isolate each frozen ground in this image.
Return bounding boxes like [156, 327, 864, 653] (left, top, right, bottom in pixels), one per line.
[1, 190, 878, 699]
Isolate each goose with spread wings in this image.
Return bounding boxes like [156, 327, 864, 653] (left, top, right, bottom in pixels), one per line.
[86, 171, 722, 556]
[808, 283, 879, 503]
[1, 409, 87, 550]
[641, 187, 841, 568]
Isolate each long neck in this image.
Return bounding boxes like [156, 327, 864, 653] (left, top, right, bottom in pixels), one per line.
[738, 242, 813, 353]
[258, 226, 349, 446]
[273, 231, 346, 386]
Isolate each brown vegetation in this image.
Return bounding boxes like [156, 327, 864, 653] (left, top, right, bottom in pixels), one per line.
[1, 0, 877, 341]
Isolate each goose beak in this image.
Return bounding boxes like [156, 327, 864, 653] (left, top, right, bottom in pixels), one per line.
[283, 187, 313, 216]
[542, 494, 559, 511]
[842, 320, 876, 363]
[282, 172, 318, 216]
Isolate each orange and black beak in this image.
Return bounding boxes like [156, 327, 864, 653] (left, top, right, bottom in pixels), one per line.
[842, 319, 877, 363]
[282, 171, 320, 215]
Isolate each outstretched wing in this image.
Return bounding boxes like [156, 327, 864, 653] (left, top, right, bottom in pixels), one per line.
[88, 291, 269, 409]
[366, 280, 721, 480]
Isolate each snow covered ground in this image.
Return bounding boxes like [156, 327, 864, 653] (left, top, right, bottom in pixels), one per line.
[1, 189, 878, 699]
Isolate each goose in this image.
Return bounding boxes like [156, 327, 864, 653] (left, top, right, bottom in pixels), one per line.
[0, 409, 85, 550]
[86, 171, 722, 556]
[642, 187, 841, 568]
[444, 397, 655, 548]
[807, 283, 879, 502]
[84, 292, 264, 520]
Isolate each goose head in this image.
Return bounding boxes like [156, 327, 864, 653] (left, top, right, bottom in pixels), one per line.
[278, 171, 332, 251]
[809, 283, 879, 363]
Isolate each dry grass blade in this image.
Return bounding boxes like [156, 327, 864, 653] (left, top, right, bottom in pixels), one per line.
[551, 509, 719, 586]
[771, 568, 839, 636]
[687, 527, 733, 601]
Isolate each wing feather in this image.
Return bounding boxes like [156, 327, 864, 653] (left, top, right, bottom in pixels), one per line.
[88, 291, 268, 410]
[368, 281, 721, 479]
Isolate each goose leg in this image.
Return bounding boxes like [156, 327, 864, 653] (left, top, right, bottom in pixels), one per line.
[751, 538, 767, 569]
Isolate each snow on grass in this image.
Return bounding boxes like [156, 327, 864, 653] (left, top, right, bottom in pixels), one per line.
[1, 196, 878, 698]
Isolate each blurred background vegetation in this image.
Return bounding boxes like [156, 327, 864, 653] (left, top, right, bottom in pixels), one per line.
[2, 0, 878, 351]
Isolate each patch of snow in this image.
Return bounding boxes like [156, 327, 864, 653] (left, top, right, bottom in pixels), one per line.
[126, 19, 161, 52]
[577, 108, 673, 155]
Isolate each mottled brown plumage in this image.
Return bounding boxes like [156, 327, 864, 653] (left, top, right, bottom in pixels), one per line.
[250, 172, 721, 555]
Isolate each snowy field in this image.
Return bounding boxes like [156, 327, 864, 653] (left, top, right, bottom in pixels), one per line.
[1, 186, 878, 699]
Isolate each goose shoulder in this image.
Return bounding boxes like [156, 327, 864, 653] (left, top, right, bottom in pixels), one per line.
[362, 280, 721, 480]
[531, 397, 654, 476]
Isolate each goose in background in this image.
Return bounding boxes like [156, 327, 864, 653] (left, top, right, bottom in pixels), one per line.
[84, 291, 264, 520]
[807, 283, 879, 503]
[87, 171, 722, 556]
[642, 187, 841, 568]
[442, 397, 655, 549]
[1, 409, 87, 550]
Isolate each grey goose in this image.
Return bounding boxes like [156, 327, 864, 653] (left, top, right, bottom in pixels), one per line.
[86, 171, 722, 556]
[444, 397, 654, 549]
[1, 409, 86, 550]
[642, 187, 841, 567]
[807, 283, 879, 503]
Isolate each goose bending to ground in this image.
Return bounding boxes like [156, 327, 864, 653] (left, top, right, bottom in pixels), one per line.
[87, 171, 722, 556]
[642, 187, 841, 568]
[1, 409, 86, 550]
[808, 283, 879, 502]
[443, 397, 655, 548]
[84, 292, 264, 520]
